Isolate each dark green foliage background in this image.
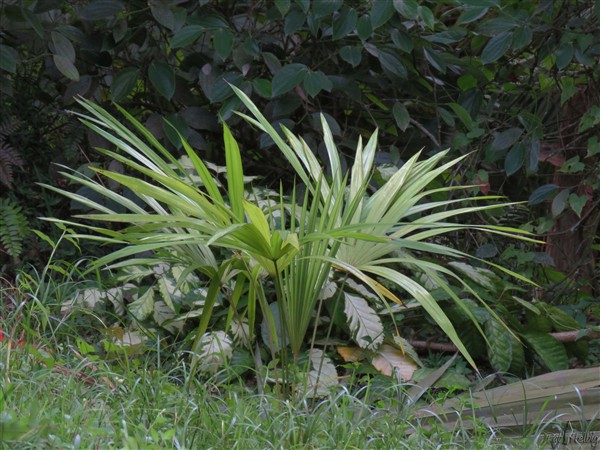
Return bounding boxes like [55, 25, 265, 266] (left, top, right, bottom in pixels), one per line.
[1, 0, 598, 294]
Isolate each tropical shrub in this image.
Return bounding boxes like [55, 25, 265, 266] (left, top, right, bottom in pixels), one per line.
[40, 88, 546, 396]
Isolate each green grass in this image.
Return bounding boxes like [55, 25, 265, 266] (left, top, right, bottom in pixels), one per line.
[1, 267, 596, 449]
[1, 334, 557, 449]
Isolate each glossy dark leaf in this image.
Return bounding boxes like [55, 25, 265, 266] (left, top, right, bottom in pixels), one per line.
[79, 0, 124, 20]
[213, 28, 234, 60]
[181, 106, 218, 131]
[272, 63, 308, 97]
[148, 61, 175, 100]
[303, 70, 332, 97]
[333, 7, 358, 40]
[51, 31, 75, 61]
[111, 67, 139, 102]
[504, 144, 525, 176]
[481, 31, 512, 64]
[555, 45, 575, 70]
[356, 14, 373, 41]
[422, 29, 467, 44]
[371, 0, 395, 29]
[418, 5, 435, 30]
[312, 0, 342, 18]
[551, 189, 569, 217]
[0, 45, 18, 74]
[528, 184, 558, 205]
[378, 49, 407, 79]
[491, 127, 523, 151]
[393, 102, 410, 131]
[252, 78, 272, 98]
[457, 6, 488, 25]
[423, 48, 446, 73]
[53, 54, 79, 81]
[151, 3, 175, 31]
[170, 25, 204, 48]
[393, 0, 419, 19]
[274, 0, 291, 15]
[391, 29, 414, 53]
[339, 45, 361, 67]
[284, 9, 306, 35]
[511, 26, 532, 50]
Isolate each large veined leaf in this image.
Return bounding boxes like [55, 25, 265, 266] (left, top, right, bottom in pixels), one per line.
[485, 319, 513, 372]
[522, 332, 568, 371]
[128, 287, 155, 321]
[192, 331, 233, 373]
[304, 349, 339, 397]
[344, 292, 384, 350]
[371, 344, 418, 381]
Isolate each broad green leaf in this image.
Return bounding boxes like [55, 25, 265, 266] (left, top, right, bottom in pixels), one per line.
[148, 61, 175, 100]
[170, 25, 204, 48]
[423, 48, 446, 73]
[392, 102, 410, 131]
[485, 319, 512, 372]
[511, 26, 532, 50]
[481, 32, 512, 64]
[522, 332, 568, 371]
[128, 287, 155, 320]
[393, 0, 419, 19]
[339, 45, 362, 67]
[448, 103, 475, 130]
[252, 78, 272, 98]
[528, 184, 558, 205]
[560, 77, 577, 105]
[457, 6, 488, 25]
[551, 188, 569, 217]
[504, 144, 525, 176]
[284, 9, 306, 35]
[378, 49, 407, 79]
[0, 45, 18, 73]
[356, 14, 373, 41]
[491, 127, 523, 151]
[79, 0, 125, 20]
[555, 45, 574, 69]
[391, 29, 414, 53]
[333, 6, 358, 40]
[371, 0, 395, 29]
[53, 54, 79, 81]
[51, 31, 75, 61]
[213, 28, 234, 60]
[274, 0, 291, 15]
[312, 0, 342, 18]
[578, 105, 600, 133]
[569, 193, 588, 218]
[344, 292, 384, 350]
[111, 67, 139, 102]
[303, 70, 332, 97]
[587, 136, 600, 157]
[418, 6, 435, 30]
[271, 63, 308, 97]
[372, 344, 418, 381]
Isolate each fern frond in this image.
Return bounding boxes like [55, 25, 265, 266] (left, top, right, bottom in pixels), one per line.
[0, 198, 29, 259]
[0, 118, 24, 188]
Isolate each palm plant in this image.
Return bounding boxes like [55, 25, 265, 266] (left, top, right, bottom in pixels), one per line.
[41, 90, 537, 384]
